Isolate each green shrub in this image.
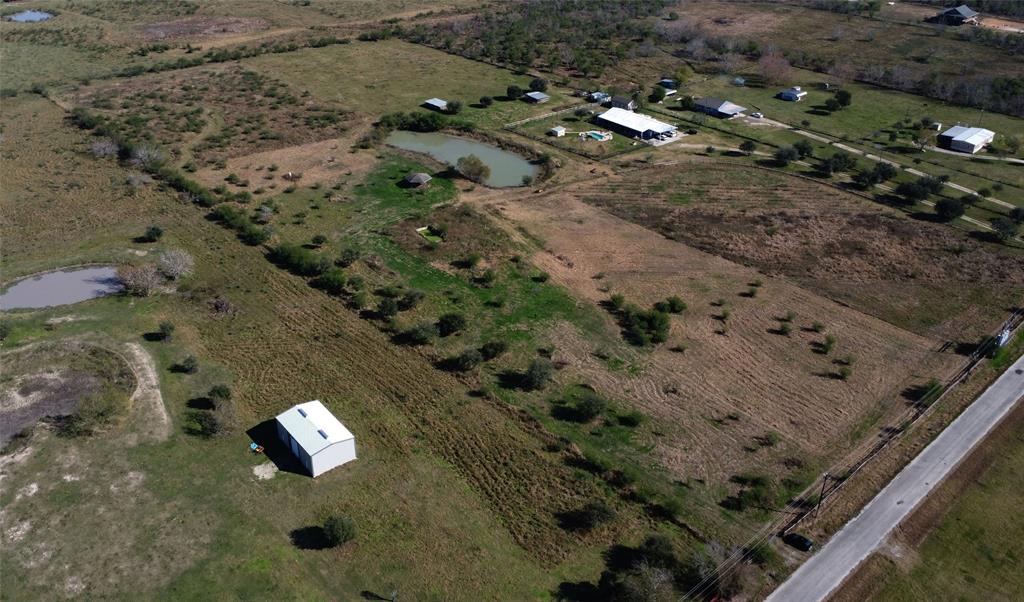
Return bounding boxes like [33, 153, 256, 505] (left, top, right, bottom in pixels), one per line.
[312, 268, 347, 295]
[522, 358, 554, 390]
[323, 515, 356, 547]
[480, 340, 509, 360]
[437, 312, 467, 336]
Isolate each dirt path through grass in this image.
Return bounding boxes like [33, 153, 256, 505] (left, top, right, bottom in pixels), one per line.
[121, 342, 169, 442]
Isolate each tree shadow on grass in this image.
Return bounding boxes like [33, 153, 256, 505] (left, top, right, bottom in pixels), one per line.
[290, 526, 331, 550]
[496, 370, 527, 390]
[186, 396, 213, 410]
[245, 419, 308, 476]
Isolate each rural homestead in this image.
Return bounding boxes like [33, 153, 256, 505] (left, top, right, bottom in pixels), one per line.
[1, 1, 1022, 601]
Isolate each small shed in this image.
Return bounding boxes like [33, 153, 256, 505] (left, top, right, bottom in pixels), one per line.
[524, 91, 550, 103]
[658, 78, 677, 89]
[404, 172, 432, 187]
[937, 125, 995, 154]
[732, 76, 747, 87]
[549, 125, 567, 137]
[275, 400, 356, 478]
[610, 95, 637, 111]
[779, 86, 808, 102]
[588, 91, 610, 103]
[423, 97, 449, 112]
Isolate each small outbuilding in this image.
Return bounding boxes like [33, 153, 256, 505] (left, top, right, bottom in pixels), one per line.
[275, 400, 357, 478]
[404, 172, 432, 187]
[524, 91, 550, 103]
[694, 97, 747, 118]
[422, 97, 449, 112]
[610, 95, 637, 111]
[588, 91, 610, 103]
[778, 86, 808, 102]
[732, 76, 747, 87]
[937, 125, 995, 154]
[548, 125, 567, 137]
[933, 4, 979, 25]
[596, 107, 676, 140]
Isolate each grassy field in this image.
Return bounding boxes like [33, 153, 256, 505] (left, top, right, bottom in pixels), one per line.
[4, 1, 1023, 599]
[668, 0, 1024, 83]
[576, 159, 1024, 340]
[0, 90, 680, 599]
[243, 39, 580, 128]
[685, 73, 1024, 153]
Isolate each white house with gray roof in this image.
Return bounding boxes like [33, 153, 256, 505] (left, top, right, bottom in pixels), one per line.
[275, 400, 357, 477]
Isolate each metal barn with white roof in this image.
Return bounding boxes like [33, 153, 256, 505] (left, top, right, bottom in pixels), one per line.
[937, 125, 995, 154]
[596, 107, 677, 140]
[275, 400, 357, 477]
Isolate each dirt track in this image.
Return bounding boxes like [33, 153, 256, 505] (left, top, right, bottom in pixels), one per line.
[121, 343, 169, 443]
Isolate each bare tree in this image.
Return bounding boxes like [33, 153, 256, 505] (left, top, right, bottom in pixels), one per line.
[158, 249, 195, 280]
[130, 144, 166, 170]
[89, 137, 119, 158]
[117, 263, 162, 297]
[758, 52, 792, 85]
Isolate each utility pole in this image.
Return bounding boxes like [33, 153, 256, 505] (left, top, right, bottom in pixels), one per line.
[814, 472, 830, 518]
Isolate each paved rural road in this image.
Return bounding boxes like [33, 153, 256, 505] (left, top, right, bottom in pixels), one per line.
[767, 352, 1024, 602]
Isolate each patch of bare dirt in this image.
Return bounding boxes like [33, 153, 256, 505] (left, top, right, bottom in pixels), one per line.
[252, 461, 278, 480]
[193, 125, 376, 193]
[139, 16, 267, 41]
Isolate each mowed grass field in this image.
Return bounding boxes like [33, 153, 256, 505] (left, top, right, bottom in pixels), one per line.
[242, 39, 579, 127]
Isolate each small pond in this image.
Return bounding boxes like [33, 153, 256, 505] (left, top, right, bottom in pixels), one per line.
[0, 266, 122, 310]
[6, 10, 55, 22]
[385, 130, 537, 188]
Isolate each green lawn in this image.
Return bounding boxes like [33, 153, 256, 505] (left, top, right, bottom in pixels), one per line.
[685, 73, 1024, 154]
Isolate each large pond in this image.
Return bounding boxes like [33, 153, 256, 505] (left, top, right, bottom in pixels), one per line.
[0, 266, 122, 310]
[6, 10, 55, 22]
[385, 130, 537, 188]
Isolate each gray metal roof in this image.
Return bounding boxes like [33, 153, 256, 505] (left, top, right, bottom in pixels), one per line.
[940, 4, 978, 18]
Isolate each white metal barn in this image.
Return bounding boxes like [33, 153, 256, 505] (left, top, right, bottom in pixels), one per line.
[937, 126, 995, 154]
[275, 400, 356, 477]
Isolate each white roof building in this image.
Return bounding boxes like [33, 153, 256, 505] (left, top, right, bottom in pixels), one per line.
[423, 98, 448, 112]
[938, 125, 995, 154]
[549, 125, 567, 137]
[275, 400, 357, 477]
[597, 107, 677, 140]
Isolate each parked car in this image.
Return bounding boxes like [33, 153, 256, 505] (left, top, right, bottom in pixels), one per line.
[783, 532, 814, 552]
[751, 112, 764, 119]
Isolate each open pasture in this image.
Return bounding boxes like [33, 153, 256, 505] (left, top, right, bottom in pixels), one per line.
[580, 160, 1024, 340]
[242, 39, 578, 128]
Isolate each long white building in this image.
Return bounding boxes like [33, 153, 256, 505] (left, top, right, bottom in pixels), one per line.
[596, 107, 677, 140]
